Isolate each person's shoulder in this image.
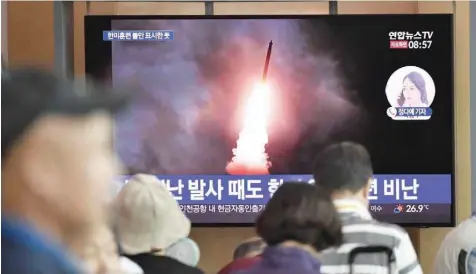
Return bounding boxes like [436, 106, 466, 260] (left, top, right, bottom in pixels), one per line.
[2, 247, 80, 274]
[440, 218, 476, 249]
[126, 254, 203, 274]
[158, 256, 204, 274]
[119, 256, 144, 274]
[372, 219, 408, 231]
[344, 218, 409, 238]
[218, 257, 262, 274]
[2, 236, 81, 274]
[366, 219, 410, 238]
[180, 262, 204, 274]
[341, 218, 411, 249]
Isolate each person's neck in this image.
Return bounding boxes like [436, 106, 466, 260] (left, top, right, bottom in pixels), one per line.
[331, 192, 368, 208]
[279, 241, 319, 258]
[149, 248, 166, 257]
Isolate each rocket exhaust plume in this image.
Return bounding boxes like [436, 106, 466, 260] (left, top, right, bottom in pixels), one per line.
[226, 41, 273, 175]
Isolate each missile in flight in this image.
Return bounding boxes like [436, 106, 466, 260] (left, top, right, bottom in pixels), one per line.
[261, 40, 273, 82]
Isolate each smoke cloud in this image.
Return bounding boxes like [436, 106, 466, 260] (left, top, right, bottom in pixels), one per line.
[112, 19, 361, 175]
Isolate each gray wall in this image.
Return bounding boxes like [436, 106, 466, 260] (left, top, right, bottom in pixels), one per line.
[471, 1, 476, 214]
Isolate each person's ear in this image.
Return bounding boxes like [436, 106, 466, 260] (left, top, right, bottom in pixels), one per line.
[362, 178, 372, 199]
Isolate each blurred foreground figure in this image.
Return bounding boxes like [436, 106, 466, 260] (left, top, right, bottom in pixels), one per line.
[313, 142, 423, 274]
[433, 215, 476, 274]
[235, 182, 343, 274]
[114, 174, 204, 274]
[1, 69, 129, 274]
[217, 237, 266, 274]
[70, 224, 143, 274]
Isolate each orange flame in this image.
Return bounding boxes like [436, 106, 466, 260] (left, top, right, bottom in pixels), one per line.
[226, 83, 272, 175]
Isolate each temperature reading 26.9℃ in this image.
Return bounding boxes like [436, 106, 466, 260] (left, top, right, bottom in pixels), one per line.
[394, 204, 430, 213]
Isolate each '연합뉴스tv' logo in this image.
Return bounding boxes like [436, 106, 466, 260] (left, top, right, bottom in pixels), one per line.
[385, 66, 435, 121]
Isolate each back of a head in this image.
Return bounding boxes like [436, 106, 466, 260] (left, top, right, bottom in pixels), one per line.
[114, 174, 191, 255]
[312, 142, 373, 193]
[256, 182, 343, 251]
[233, 237, 266, 260]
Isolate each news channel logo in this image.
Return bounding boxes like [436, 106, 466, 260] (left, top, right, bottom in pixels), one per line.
[385, 66, 435, 121]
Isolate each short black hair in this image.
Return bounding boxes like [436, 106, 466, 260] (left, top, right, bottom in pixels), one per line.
[2, 69, 129, 160]
[312, 142, 373, 193]
[256, 182, 343, 251]
[233, 237, 266, 259]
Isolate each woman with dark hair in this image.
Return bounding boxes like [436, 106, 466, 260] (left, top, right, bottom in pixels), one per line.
[234, 182, 343, 274]
[397, 71, 429, 107]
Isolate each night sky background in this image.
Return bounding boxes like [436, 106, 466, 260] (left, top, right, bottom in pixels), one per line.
[97, 16, 453, 175]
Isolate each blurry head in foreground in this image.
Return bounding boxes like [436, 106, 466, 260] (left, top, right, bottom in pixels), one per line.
[114, 174, 191, 254]
[257, 182, 343, 253]
[312, 142, 373, 207]
[2, 69, 127, 232]
[1, 69, 129, 272]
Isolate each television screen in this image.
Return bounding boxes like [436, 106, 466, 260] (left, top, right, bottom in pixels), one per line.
[85, 15, 454, 227]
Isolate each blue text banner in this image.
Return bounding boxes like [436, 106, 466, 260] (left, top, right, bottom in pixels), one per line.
[115, 174, 451, 205]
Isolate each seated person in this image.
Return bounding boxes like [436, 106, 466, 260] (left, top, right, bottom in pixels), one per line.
[234, 182, 343, 274]
[313, 142, 423, 274]
[114, 174, 203, 274]
[434, 215, 476, 274]
[218, 237, 266, 274]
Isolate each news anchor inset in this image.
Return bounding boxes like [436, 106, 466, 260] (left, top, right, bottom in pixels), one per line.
[385, 66, 435, 121]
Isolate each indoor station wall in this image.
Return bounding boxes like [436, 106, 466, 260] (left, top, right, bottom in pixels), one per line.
[415, 1, 471, 271]
[4, 1, 470, 273]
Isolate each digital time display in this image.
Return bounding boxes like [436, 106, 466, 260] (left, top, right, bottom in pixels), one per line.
[408, 40, 432, 49]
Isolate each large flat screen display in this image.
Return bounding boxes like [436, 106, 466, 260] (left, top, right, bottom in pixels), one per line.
[85, 15, 455, 227]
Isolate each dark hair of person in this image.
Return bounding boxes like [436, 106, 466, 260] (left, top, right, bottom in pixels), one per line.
[256, 182, 343, 251]
[233, 238, 266, 260]
[312, 142, 373, 193]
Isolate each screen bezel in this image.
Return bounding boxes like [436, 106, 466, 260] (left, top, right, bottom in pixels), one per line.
[84, 14, 455, 228]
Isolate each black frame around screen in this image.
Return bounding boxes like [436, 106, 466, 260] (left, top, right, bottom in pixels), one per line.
[84, 15, 455, 228]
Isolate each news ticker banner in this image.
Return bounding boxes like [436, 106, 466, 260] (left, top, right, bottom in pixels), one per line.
[103, 30, 175, 41]
[177, 203, 449, 215]
[115, 174, 452, 205]
[178, 203, 451, 224]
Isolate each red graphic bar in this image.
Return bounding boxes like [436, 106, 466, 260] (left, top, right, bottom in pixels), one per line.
[390, 40, 408, 49]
